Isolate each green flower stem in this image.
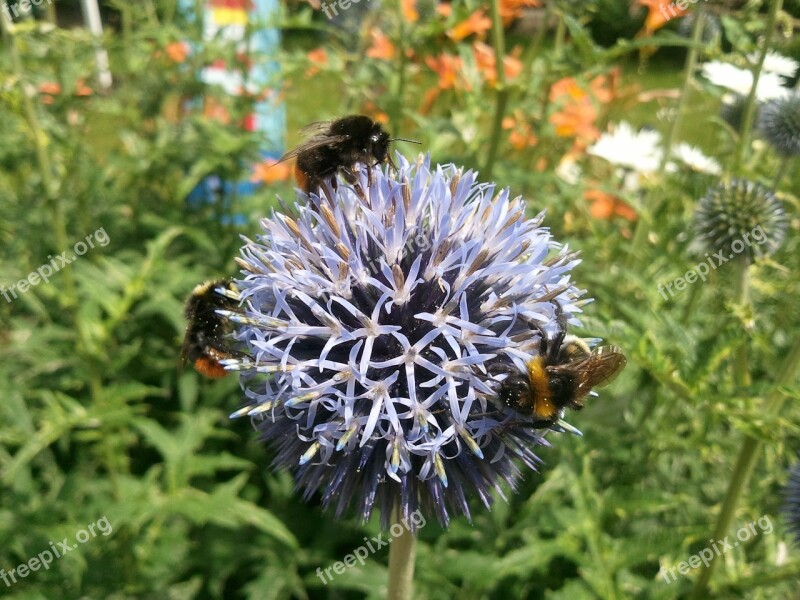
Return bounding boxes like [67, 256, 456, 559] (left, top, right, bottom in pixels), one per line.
[45, 1, 56, 24]
[387, 505, 417, 600]
[628, 8, 705, 264]
[388, 0, 408, 130]
[519, 1, 551, 76]
[0, 12, 77, 311]
[553, 8, 566, 58]
[483, 0, 509, 180]
[691, 333, 800, 597]
[734, 0, 782, 173]
[773, 156, 792, 189]
[733, 258, 751, 388]
[658, 9, 705, 174]
[680, 275, 703, 322]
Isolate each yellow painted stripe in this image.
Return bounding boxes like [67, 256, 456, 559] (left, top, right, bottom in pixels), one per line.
[211, 8, 249, 25]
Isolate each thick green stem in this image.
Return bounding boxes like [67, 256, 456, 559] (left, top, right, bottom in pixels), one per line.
[628, 8, 705, 264]
[387, 505, 417, 600]
[734, 0, 782, 172]
[483, 0, 509, 180]
[691, 336, 800, 596]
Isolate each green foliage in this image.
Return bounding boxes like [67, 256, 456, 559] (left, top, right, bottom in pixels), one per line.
[1, 0, 799, 599]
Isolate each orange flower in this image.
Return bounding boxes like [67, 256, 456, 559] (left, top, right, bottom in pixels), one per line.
[165, 41, 190, 63]
[549, 102, 599, 141]
[250, 158, 292, 184]
[361, 101, 389, 124]
[366, 28, 395, 60]
[38, 81, 62, 104]
[447, 9, 492, 42]
[436, 3, 451, 17]
[549, 77, 587, 103]
[635, 0, 687, 36]
[305, 47, 328, 77]
[401, 0, 419, 23]
[499, 0, 541, 25]
[584, 189, 637, 221]
[203, 97, 230, 124]
[74, 79, 93, 97]
[425, 52, 463, 91]
[422, 52, 469, 113]
[548, 73, 618, 146]
[502, 113, 537, 150]
[472, 42, 522, 87]
[589, 69, 619, 103]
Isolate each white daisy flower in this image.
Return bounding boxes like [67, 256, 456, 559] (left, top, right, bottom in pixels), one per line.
[555, 157, 582, 185]
[749, 51, 799, 78]
[671, 143, 722, 175]
[588, 122, 663, 173]
[700, 61, 788, 101]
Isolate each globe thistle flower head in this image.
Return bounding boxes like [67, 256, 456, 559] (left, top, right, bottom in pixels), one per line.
[224, 155, 587, 528]
[678, 13, 721, 45]
[694, 179, 787, 263]
[785, 458, 800, 544]
[720, 94, 751, 133]
[759, 92, 800, 157]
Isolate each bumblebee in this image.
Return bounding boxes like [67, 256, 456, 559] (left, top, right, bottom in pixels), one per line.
[180, 279, 239, 379]
[279, 115, 418, 194]
[496, 311, 626, 428]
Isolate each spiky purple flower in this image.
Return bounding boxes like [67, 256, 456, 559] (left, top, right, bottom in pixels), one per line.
[759, 92, 800, 157]
[223, 155, 586, 528]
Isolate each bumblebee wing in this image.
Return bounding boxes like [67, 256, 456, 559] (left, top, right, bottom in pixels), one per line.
[179, 332, 193, 365]
[278, 122, 351, 163]
[573, 346, 626, 395]
[278, 135, 352, 162]
[298, 120, 333, 135]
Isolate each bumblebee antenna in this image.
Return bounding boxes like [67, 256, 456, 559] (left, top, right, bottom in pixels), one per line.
[390, 137, 422, 145]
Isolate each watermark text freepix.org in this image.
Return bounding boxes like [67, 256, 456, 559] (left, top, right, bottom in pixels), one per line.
[1, 516, 113, 588]
[660, 515, 773, 583]
[316, 509, 426, 584]
[320, 0, 371, 21]
[1, 227, 109, 304]
[659, 0, 709, 24]
[2, 0, 54, 19]
[658, 225, 766, 301]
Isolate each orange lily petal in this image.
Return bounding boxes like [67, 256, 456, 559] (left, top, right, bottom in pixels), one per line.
[366, 28, 395, 60]
[165, 41, 189, 63]
[448, 10, 492, 42]
[499, 0, 541, 25]
[401, 0, 419, 23]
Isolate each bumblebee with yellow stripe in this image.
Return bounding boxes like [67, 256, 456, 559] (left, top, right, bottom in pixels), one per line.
[496, 306, 626, 429]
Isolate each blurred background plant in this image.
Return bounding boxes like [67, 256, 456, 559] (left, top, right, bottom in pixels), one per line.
[1, 0, 799, 598]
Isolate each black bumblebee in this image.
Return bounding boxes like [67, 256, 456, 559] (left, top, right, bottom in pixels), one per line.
[180, 279, 239, 379]
[279, 115, 417, 194]
[496, 308, 626, 428]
